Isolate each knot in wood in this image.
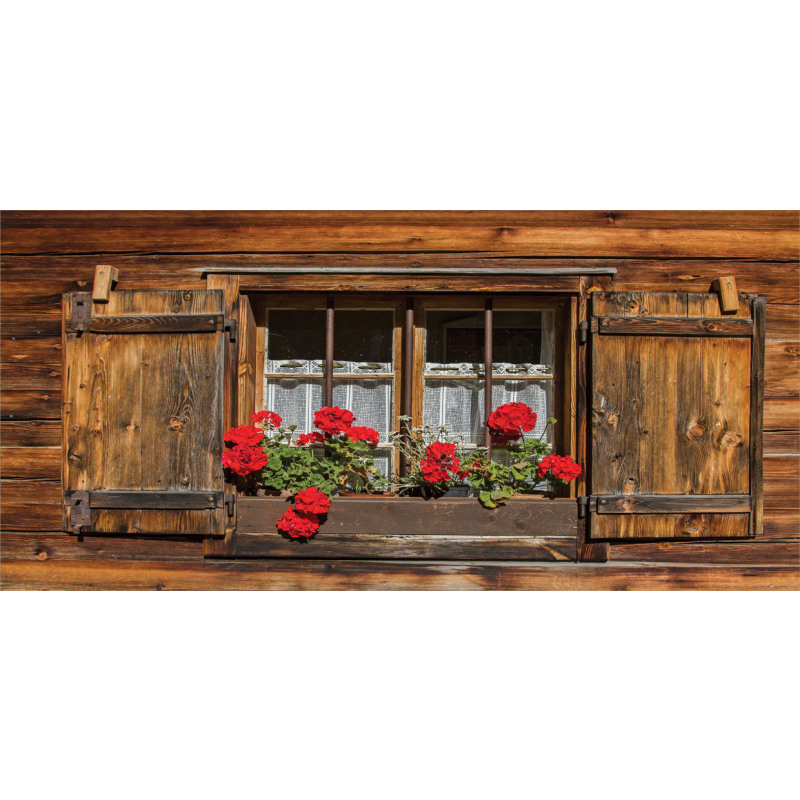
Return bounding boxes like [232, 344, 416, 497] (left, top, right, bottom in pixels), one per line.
[169, 417, 185, 431]
[687, 421, 706, 438]
[183, 292, 193, 301]
[721, 431, 742, 448]
[606, 412, 619, 430]
[678, 514, 703, 534]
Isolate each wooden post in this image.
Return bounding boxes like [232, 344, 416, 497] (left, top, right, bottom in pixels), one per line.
[711, 276, 739, 313]
[92, 265, 119, 302]
[325, 297, 334, 407]
[484, 298, 493, 460]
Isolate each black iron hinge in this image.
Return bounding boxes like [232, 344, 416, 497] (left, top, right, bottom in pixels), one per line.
[70, 296, 92, 333]
[224, 493, 235, 517]
[223, 318, 237, 343]
[577, 496, 589, 519]
[577, 321, 589, 345]
[67, 490, 92, 535]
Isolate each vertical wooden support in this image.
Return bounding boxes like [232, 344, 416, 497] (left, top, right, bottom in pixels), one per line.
[92, 265, 119, 302]
[484, 298, 493, 459]
[750, 296, 766, 536]
[402, 299, 415, 475]
[204, 274, 240, 557]
[325, 297, 334, 407]
[577, 276, 609, 562]
[712, 276, 739, 313]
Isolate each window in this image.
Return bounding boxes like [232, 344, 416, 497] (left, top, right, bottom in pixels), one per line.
[250, 294, 572, 485]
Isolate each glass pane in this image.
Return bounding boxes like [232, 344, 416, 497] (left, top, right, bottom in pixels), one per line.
[426, 310, 484, 364]
[267, 309, 325, 362]
[334, 310, 394, 365]
[492, 310, 551, 367]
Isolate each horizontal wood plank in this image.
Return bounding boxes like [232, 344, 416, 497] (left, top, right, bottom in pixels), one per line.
[5, 210, 798, 230]
[765, 342, 800, 396]
[82, 313, 224, 334]
[0, 337, 63, 366]
[0, 390, 61, 419]
[0, 362, 61, 390]
[764, 430, 800, 455]
[233, 532, 577, 561]
[0, 421, 61, 447]
[595, 495, 751, 513]
[593, 316, 753, 336]
[0, 447, 60, 479]
[2, 558, 796, 590]
[607, 539, 799, 565]
[3, 224, 797, 259]
[238, 496, 579, 538]
[764, 397, 799, 431]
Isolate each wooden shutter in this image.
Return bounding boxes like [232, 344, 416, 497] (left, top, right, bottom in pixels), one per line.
[588, 291, 765, 539]
[62, 290, 233, 537]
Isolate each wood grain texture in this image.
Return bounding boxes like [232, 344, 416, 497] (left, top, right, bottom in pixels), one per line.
[2, 558, 796, 590]
[238, 497, 578, 538]
[5, 210, 798, 230]
[765, 342, 800, 395]
[234, 532, 577, 561]
[3, 219, 797, 258]
[62, 290, 226, 536]
[0, 420, 61, 447]
[0, 448, 60, 479]
[591, 291, 755, 539]
[1, 390, 61, 419]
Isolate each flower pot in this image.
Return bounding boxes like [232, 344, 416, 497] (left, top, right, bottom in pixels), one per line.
[442, 485, 471, 497]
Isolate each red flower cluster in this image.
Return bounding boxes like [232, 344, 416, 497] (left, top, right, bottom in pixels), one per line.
[294, 487, 332, 514]
[487, 402, 538, 445]
[537, 454, 582, 482]
[250, 410, 282, 429]
[224, 424, 264, 447]
[346, 426, 380, 446]
[276, 507, 320, 539]
[420, 441, 464, 484]
[277, 486, 333, 539]
[314, 406, 355, 435]
[297, 431, 325, 446]
[222, 443, 269, 476]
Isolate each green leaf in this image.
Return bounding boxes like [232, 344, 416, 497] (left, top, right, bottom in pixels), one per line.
[479, 491, 497, 509]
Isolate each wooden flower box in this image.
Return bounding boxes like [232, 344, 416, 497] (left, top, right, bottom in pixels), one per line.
[234, 496, 579, 561]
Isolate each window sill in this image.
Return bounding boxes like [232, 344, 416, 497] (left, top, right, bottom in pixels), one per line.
[234, 496, 579, 561]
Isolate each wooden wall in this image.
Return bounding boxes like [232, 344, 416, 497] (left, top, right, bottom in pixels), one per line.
[2, 211, 798, 590]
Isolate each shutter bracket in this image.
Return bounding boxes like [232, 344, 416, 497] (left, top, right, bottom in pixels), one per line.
[224, 318, 237, 343]
[577, 496, 589, 518]
[67, 490, 91, 535]
[578, 321, 589, 345]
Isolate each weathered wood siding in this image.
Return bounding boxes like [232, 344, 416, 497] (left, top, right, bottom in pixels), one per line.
[2, 211, 798, 589]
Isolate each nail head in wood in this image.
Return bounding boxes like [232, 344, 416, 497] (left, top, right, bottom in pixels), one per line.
[92, 265, 120, 303]
[711, 275, 739, 314]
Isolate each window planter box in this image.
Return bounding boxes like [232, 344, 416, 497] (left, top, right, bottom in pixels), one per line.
[233, 496, 579, 561]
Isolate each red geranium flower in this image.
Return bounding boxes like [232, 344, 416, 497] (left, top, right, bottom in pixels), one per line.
[420, 441, 461, 484]
[294, 487, 332, 515]
[222, 444, 269, 476]
[487, 402, 538, 445]
[250, 410, 283, 429]
[314, 406, 355, 435]
[537, 454, 582, 482]
[297, 431, 325, 446]
[224, 424, 265, 447]
[276, 507, 320, 539]
[346, 426, 380, 446]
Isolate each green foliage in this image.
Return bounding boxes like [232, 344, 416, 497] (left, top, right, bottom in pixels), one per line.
[257, 426, 384, 496]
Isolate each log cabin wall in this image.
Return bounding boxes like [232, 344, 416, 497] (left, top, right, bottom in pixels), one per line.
[1, 211, 798, 590]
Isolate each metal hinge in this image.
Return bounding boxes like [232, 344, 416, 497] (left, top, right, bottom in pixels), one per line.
[224, 493, 235, 517]
[67, 490, 91, 535]
[70, 296, 92, 333]
[577, 496, 589, 519]
[223, 318, 237, 343]
[578, 321, 589, 345]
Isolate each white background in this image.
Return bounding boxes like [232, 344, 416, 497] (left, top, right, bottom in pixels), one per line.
[2, 1, 799, 798]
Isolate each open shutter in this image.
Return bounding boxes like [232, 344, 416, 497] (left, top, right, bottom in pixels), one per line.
[62, 290, 233, 537]
[588, 291, 765, 539]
